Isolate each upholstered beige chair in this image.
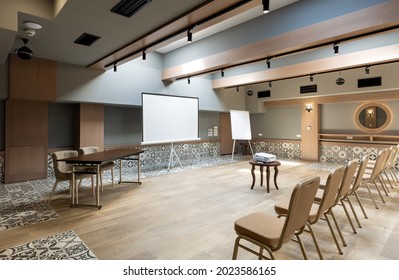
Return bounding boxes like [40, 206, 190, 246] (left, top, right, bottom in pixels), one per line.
[232, 176, 320, 260]
[48, 150, 93, 203]
[274, 165, 345, 259]
[361, 149, 390, 209]
[345, 155, 370, 226]
[78, 146, 114, 191]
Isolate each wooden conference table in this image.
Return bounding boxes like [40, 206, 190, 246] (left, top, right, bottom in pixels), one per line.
[63, 148, 146, 209]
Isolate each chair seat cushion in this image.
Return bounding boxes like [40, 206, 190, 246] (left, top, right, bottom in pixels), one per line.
[234, 212, 285, 249]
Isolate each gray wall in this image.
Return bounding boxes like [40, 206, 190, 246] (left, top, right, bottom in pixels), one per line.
[48, 103, 77, 148]
[250, 106, 301, 140]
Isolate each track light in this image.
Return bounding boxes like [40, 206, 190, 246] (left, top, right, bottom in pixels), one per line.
[262, 0, 270, 14]
[310, 74, 314, 83]
[269, 81, 272, 88]
[236, 86, 239, 92]
[187, 29, 193, 43]
[142, 49, 146, 60]
[365, 66, 370, 75]
[266, 58, 271, 68]
[113, 63, 117, 72]
[333, 43, 339, 55]
[188, 77, 191, 84]
[221, 69, 224, 77]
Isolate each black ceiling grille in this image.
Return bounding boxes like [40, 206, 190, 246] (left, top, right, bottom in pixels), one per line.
[74, 33, 101, 46]
[358, 77, 382, 88]
[300, 84, 317, 94]
[258, 90, 271, 98]
[111, 0, 152, 18]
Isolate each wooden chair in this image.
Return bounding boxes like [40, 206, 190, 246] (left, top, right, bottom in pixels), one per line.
[78, 146, 115, 192]
[48, 150, 93, 203]
[274, 166, 345, 259]
[232, 176, 320, 260]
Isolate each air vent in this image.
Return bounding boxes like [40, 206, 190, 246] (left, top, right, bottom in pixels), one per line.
[300, 84, 317, 94]
[358, 77, 382, 88]
[258, 90, 271, 98]
[111, 0, 152, 18]
[74, 33, 101, 46]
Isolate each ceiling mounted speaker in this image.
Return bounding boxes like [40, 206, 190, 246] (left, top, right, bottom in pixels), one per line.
[336, 76, 345, 85]
[17, 38, 33, 60]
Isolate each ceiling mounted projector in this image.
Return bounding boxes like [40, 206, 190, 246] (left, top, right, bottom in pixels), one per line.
[17, 38, 33, 60]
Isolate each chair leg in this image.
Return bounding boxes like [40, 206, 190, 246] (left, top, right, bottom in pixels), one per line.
[340, 200, 357, 234]
[377, 176, 389, 195]
[324, 213, 343, 255]
[296, 234, 308, 260]
[364, 182, 379, 209]
[48, 180, 59, 203]
[346, 196, 362, 228]
[372, 179, 386, 203]
[306, 223, 324, 260]
[330, 210, 347, 246]
[353, 191, 368, 219]
[111, 167, 114, 186]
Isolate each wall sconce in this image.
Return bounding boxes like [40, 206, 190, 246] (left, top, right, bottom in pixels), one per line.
[367, 109, 375, 116]
[305, 104, 313, 112]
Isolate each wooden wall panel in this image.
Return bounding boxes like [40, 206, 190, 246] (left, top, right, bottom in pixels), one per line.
[79, 103, 104, 151]
[301, 103, 319, 162]
[5, 100, 48, 183]
[220, 113, 233, 155]
[9, 53, 56, 101]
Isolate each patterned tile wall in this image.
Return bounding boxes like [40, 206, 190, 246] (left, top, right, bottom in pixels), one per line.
[1, 140, 397, 183]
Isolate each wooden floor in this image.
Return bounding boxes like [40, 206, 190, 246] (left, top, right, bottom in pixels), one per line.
[1, 159, 398, 260]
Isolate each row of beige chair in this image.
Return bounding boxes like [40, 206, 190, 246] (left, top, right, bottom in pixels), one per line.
[232, 145, 398, 260]
[48, 147, 114, 203]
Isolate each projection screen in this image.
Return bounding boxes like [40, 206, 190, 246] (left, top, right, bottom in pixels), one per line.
[141, 93, 200, 145]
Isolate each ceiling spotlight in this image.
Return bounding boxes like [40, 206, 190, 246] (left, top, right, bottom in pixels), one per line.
[221, 69, 225, 77]
[266, 58, 271, 68]
[310, 74, 314, 83]
[187, 29, 193, 43]
[188, 77, 191, 84]
[17, 38, 33, 60]
[333, 43, 339, 55]
[23, 21, 42, 30]
[142, 49, 146, 60]
[269, 81, 272, 88]
[262, 0, 270, 14]
[236, 86, 239, 92]
[113, 63, 117, 72]
[365, 66, 370, 75]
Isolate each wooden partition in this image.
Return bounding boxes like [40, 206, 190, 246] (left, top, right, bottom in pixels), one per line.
[5, 100, 48, 183]
[78, 103, 104, 151]
[301, 103, 319, 161]
[5, 54, 56, 183]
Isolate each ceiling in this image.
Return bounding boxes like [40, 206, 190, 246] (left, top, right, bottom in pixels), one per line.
[0, 0, 298, 69]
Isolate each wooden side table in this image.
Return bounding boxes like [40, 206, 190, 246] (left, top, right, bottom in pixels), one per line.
[249, 160, 281, 193]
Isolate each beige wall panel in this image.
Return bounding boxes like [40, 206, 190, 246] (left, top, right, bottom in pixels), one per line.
[79, 103, 104, 150]
[9, 53, 56, 101]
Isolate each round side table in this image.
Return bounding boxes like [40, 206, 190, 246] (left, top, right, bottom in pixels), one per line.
[249, 160, 281, 193]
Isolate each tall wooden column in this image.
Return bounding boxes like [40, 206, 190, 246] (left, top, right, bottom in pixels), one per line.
[301, 102, 319, 161]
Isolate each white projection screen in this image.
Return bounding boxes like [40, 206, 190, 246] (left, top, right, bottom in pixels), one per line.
[230, 110, 252, 140]
[142, 93, 200, 145]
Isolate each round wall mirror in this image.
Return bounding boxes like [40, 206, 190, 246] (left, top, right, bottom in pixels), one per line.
[354, 102, 392, 133]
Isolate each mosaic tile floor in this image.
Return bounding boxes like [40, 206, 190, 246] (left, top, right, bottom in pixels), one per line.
[0, 230, 97, 260]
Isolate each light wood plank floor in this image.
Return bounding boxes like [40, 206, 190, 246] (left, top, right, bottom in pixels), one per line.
[1, 159, 398, 260]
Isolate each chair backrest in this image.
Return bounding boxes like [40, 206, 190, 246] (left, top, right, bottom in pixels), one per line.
[385, 145, 398, 168]
[279, 176, 320, 247]
[351, 155, 369, 193]
[336, 159, 359, 202]
[314, 166, 346, 218]
[52, 150, 78, 179]
[369, 149, 389, 180]
[78, 146, 100, 155]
